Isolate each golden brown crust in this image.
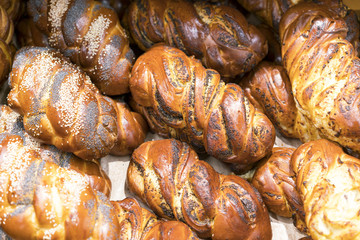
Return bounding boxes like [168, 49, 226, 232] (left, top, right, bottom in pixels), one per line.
[0, 104, 112, 197]
[240, 61, 298, 138]
[127, 0, 268, 78]
[130, 44, 275, 172]
[0, 5, 13, 86]
[252, 147, 307, 233]
[113, 198, 200, 240]
[7, 47, 147, 160]
[291, 139, 360, 240]
[0, 133, 121, 239]
[0, 132, 197, 239]
[27, 0, 134, 95]
[127, 139, 272, 240]
[279, 2, 360, 153]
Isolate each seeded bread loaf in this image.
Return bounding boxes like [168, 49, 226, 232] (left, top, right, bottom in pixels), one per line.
[126, 0, 268, 78]
[130, 45, 275, 172]
[8, 47, 147, 160]
[127, 139, 272, 240]
[27, 0, 134, 95]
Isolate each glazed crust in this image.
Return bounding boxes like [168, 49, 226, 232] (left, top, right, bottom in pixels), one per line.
[0, 104, 112, 197]
[127, 139, 272, 240]
[252, 147, 307, 233]
[279, 2, 360, 152]
[27, 0, 134, 95]
[291, 139, 360, 240]
[127, 0, 268, 78]
[0, 132, 198, 239]
[7, 47, 147, 160]
[130, 44, 275, 172]
[240, 61, 297, 138]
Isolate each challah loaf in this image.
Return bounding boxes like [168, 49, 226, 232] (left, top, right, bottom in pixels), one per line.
[8, 47, 147, 160]
[279, 2, 360, 152]
[127, 139, 272, 240]
[27, 0, 134, 95]
[127, 0, 268, 78]
[130, 44, 275, 172]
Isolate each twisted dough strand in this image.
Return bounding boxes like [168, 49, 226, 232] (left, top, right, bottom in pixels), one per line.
[240, 62, 298, 138]
[130, 44, 275, 172]
[127, 139, 272, 240]
[8, 47, 147, 160]
[252, 147, 307, 233]
[127, 0, 267, 78]
[27, 0, 134, 95]
[279, 2, 360, 152]
[0, 5, 13, 85]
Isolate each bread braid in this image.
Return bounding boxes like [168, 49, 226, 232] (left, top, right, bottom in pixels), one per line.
[240, 61, 298, 138]
[27, 0, 134, 95]
[127, 0, 268, 78]
[0, 133, 121, 239]
[130, 44, 275, 172]
[291, 139, 360, 240]
[8, 47, 147, 160]
[0, 131, 198, 239]
[252, 147, 307, 233]
[0, 104, 112, 197]
[279, 2, 360, 152]
[127, 139, 272, 240]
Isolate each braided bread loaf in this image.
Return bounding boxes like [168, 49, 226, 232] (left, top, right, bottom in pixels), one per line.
[130, 44, 275, 172]
[8, 47, 147, 160]
[0, 133, 121, 239]
[27, 0, 134, 95]
[252, 147, 307, 233]
[0, 129, 198, 239]
[0, 104, 112, 197]
[240, 61, 298, 138]
[279, 3, 360, 152]
[127, 0, 268, 78]
[127, 139, 272, 240]
[291, 139, 360, 240]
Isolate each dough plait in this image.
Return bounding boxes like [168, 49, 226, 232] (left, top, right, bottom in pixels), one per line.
[0, 132, 198, 239]
[240, 61, 298, 138]
[291, 139, 360, 240]
[27, 0, 134, 95]
[0, 0, 22, 21]
[252, 147, 307, 233]
[130, 45, 275, 172]
[127, 139, 272, 240]
[279, 2, 360, 152]
[126, 0, 267, 78]
[0, 104, 112, 197]
[7, 47, 147, 160]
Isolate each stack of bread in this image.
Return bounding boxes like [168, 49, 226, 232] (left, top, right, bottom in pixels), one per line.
[0, 0, 359, 239]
